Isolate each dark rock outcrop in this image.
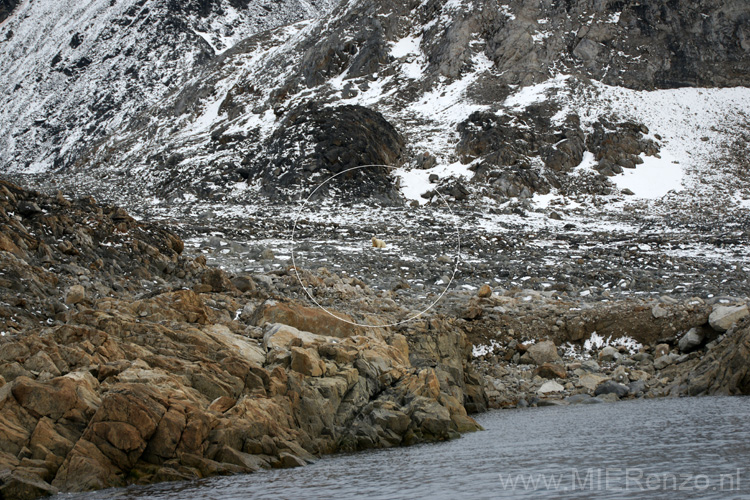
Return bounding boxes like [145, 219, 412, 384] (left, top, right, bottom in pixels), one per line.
[671, 319, 750, 396]
[0, 0, 19, 24]
[458, 108, 659, 198]
[244, 103, 404, 201]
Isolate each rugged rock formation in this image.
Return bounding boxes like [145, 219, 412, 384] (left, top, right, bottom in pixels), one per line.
[0, 180, 185, 336]
[242, 103, 404, 201]
[0, 180, 483, 499]
[669, 318, 750, 396]
[458, 106, 659, 198]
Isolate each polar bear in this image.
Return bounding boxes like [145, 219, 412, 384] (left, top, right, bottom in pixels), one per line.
[371, 237, 386, 249]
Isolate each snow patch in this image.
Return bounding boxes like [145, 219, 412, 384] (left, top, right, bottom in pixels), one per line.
[504, 74, 570, 109]
[583, 331, 642, 354]
[472, 339, 501, 357]
[396, 160, 476, 204]
[612, 152, 684, 199]
[390, 35, 421, 58]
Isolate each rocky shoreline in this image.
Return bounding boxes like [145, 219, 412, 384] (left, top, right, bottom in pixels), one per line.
[0, 180, 483, 499]
[0, 179, 749, 500]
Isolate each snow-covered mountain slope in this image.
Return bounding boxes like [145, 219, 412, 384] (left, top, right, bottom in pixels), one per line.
[0, 0, 337, 172]
[3, 0, 750, 305]
[3, 0, 750, 213]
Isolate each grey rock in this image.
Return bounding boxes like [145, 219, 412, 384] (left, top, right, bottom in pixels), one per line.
[565, 394, 593, 404]
[527, 340, 560, 365]
[709, 304, 749, 332]
[598, 346, 620, 362]
[632, 352, 652, 362]
[628, 380, 647, 396]
[594, 380, 629, 398]
[581, 359, 601, 373]
[653, 355, 674, 370]
[595, 393, 621, 403]
[240, 303, 256, 321]
[678, 327, 705, 353]
[537, 399, 568, 407]
[581, 396, 605, 404]
[611, 366, 629, 384]
[573, 38, 603, 61]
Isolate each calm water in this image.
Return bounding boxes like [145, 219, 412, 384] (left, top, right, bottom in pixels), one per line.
[54, 396, 750, 499]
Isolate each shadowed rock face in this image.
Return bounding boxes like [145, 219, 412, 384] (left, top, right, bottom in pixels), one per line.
[0, 0, 18, 24]
[457, 105, 660, 198]
[671, 318, 750, 396]
[279, 0, 750, 97]
[244, 103, 404, 202]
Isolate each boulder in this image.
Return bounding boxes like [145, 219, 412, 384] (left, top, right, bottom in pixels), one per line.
[262, 323, 330, 350]
[594, 380, 629, 398]
[651, 304, 669, 319]
[253, 301, 361, 338]
[477, 284, 492, 298]
[201, 269, 235, 293]
[653, 355, 674, 370]
[578, 373, 608, 391]
[11, 376, 81, 420]
[611, 366, 629, 384]
[628, 380, 647, 396]
[581, 359, 601, 373]
[709, 304, 749, 332]
[535, 363, 566, 379]
[231, 276, 256, 293]
[537, 380, 564, 394]
[654, 344, 670, 358]
[526, 341, 559, 365]
[678, 328, 705, 353]
[290, 347, 324, 377]
[64, 285, 85, 305]
[598, 346, 619, 362]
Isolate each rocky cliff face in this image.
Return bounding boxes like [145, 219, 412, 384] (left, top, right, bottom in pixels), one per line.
[0, 180, 484, 499]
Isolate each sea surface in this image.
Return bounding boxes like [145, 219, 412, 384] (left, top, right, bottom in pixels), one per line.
[53, 396, 750, 499]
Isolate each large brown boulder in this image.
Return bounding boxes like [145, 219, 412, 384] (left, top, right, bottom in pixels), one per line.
[252, 300, 363, 338]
